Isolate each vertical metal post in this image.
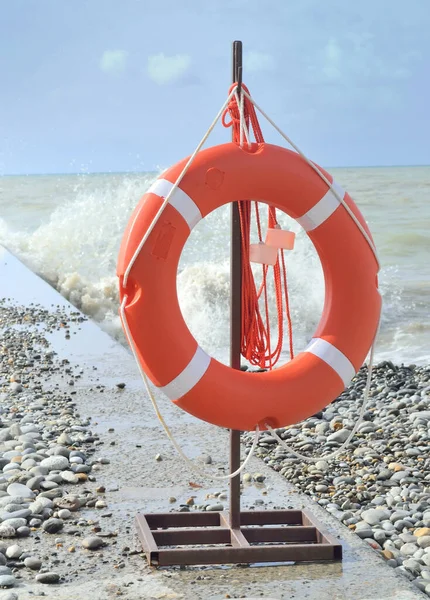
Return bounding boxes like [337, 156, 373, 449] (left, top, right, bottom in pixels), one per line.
[229, 40, 243, 530]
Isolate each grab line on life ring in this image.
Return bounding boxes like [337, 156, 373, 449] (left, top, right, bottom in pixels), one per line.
[117, 83, 381, 471]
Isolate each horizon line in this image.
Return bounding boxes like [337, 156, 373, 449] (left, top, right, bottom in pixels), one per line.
[2, 163, 430, 177]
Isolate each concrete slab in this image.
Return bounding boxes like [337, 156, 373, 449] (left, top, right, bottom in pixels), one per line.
[0, 245, 423, 599]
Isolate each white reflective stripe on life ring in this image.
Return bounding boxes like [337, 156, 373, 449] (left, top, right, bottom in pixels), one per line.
[147, 178, 202, 230]
[304, 338, 355, 387]
[158, 346, 211, 401]
[297, 181, 345, 232]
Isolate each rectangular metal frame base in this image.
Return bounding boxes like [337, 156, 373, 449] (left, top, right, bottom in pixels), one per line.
[135, 509, 342, 566]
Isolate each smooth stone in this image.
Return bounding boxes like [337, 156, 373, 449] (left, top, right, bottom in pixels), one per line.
[35, 572, 60, 584]
[21, 459, 37, 470]
[416, 528, 430, 537]
[0, 526, 16, 538]
[2, 518, 27, 530]
[0, 509, 31, 521]
[5, 545, 22, 559]
[410, 411, 430, 421]
[26, 476, 45, 490]
[206, 503, 224, 511]
[390, 471, 410, 482]
[373, 530, 387, 543]
[38, 489, 63, 499]
[16, 526, 30, 537]
[356, 528, 373, 539]
[60, 471, 78, 484]
[0, 567, 12, 575]
[57, 433, 73, 446]
[327, 429, 351, 444]
[24, 556, 42, 570]
[81, 536, 104, 550]
[315, 485, 328, 493]
[361, 508, 390, 525]
[39, 456, 69, 471]
[0, 575, 16, 587]
[403, 558, 423, 575]
[418, 536, 430, 549]
[400, 542, 419, 556]
[391, 510, 412, 523]
[6, 483, 35, 499]
[40, 481, 59, 491]
[57, 509, 71, 520]
[42, 518, 63, 534]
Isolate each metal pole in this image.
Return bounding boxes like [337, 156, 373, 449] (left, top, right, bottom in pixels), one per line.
[229, 40, 243, 530]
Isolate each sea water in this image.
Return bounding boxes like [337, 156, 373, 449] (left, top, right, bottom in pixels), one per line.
[0, 166, 428, 365]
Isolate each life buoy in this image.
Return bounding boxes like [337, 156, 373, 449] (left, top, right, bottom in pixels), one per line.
[117, 142, 381, 431]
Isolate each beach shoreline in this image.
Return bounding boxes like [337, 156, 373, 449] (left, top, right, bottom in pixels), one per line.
[0, 246, 426, 599]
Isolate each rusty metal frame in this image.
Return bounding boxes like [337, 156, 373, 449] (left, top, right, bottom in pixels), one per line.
[135, 508, 342, 566]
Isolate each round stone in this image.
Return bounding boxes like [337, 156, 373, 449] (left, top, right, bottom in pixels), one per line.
[5, 545, 22, 559]
[400, 542, 419, 556]
[6, 483, 35, 499]
[81, 536, 104, 550]
[0, 575, 16, 587]
[362, 508, 390, 525]
[35, 572, 60, 584]
[24, 556, 42, 570]
[40, 456, 69, 471]
[42, 519, 63, 534]
[0, 526, 16, 539]
[418, 536, 430, 549]
[58, 509, 71, 520]
[2, 519, 27, 530]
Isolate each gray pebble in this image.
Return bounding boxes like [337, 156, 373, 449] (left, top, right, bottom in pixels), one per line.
[42, 518, 63, 534]
[206, 503, 224, 511]
[0, 575, 16, 588]
[35, 572, 60, 584]
[5, 545, 22, 559]
[40, 456, 69, 471]
[81, 536, 104, 550]
[24, 556, 42, 570]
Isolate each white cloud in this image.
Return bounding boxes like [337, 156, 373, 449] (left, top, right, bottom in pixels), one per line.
[244, 51, 275, 73]
[147, 53, 191, 85]
[100, 50, 128, 74]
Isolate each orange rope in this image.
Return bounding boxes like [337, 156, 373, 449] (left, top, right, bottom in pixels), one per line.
[222, 83, 294, 369]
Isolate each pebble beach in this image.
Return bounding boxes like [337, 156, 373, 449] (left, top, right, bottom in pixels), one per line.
[243, 362, 430, 595]
[0, 294, 428, 598]
[0, 300, 121, 593]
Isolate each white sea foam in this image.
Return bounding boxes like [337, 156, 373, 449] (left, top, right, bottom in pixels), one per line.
[0, 167, 428, 365]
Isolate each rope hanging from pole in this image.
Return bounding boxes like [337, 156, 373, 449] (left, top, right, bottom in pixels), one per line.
[222, 83, 294, 369]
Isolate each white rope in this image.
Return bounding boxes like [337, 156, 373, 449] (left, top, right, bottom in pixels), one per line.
[242, 89, 380, 270]
[235, 90, 251, 149]
[119, 296, 260, 480]
[120, 83, 381, 471]
[123, 85, 239, 288]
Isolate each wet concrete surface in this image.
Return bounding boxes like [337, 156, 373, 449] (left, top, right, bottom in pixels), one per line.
[0, 246, 424, 599]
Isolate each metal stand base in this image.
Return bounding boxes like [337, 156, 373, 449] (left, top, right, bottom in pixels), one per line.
[135, 508, 342, 566]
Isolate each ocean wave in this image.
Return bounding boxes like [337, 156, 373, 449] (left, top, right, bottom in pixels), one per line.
[0, 173, 427, 365]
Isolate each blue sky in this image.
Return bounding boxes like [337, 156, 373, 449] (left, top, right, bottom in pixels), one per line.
[1, 0, 429, 174]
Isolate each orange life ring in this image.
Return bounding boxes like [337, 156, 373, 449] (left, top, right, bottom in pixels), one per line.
[117, 143, 381, 431]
